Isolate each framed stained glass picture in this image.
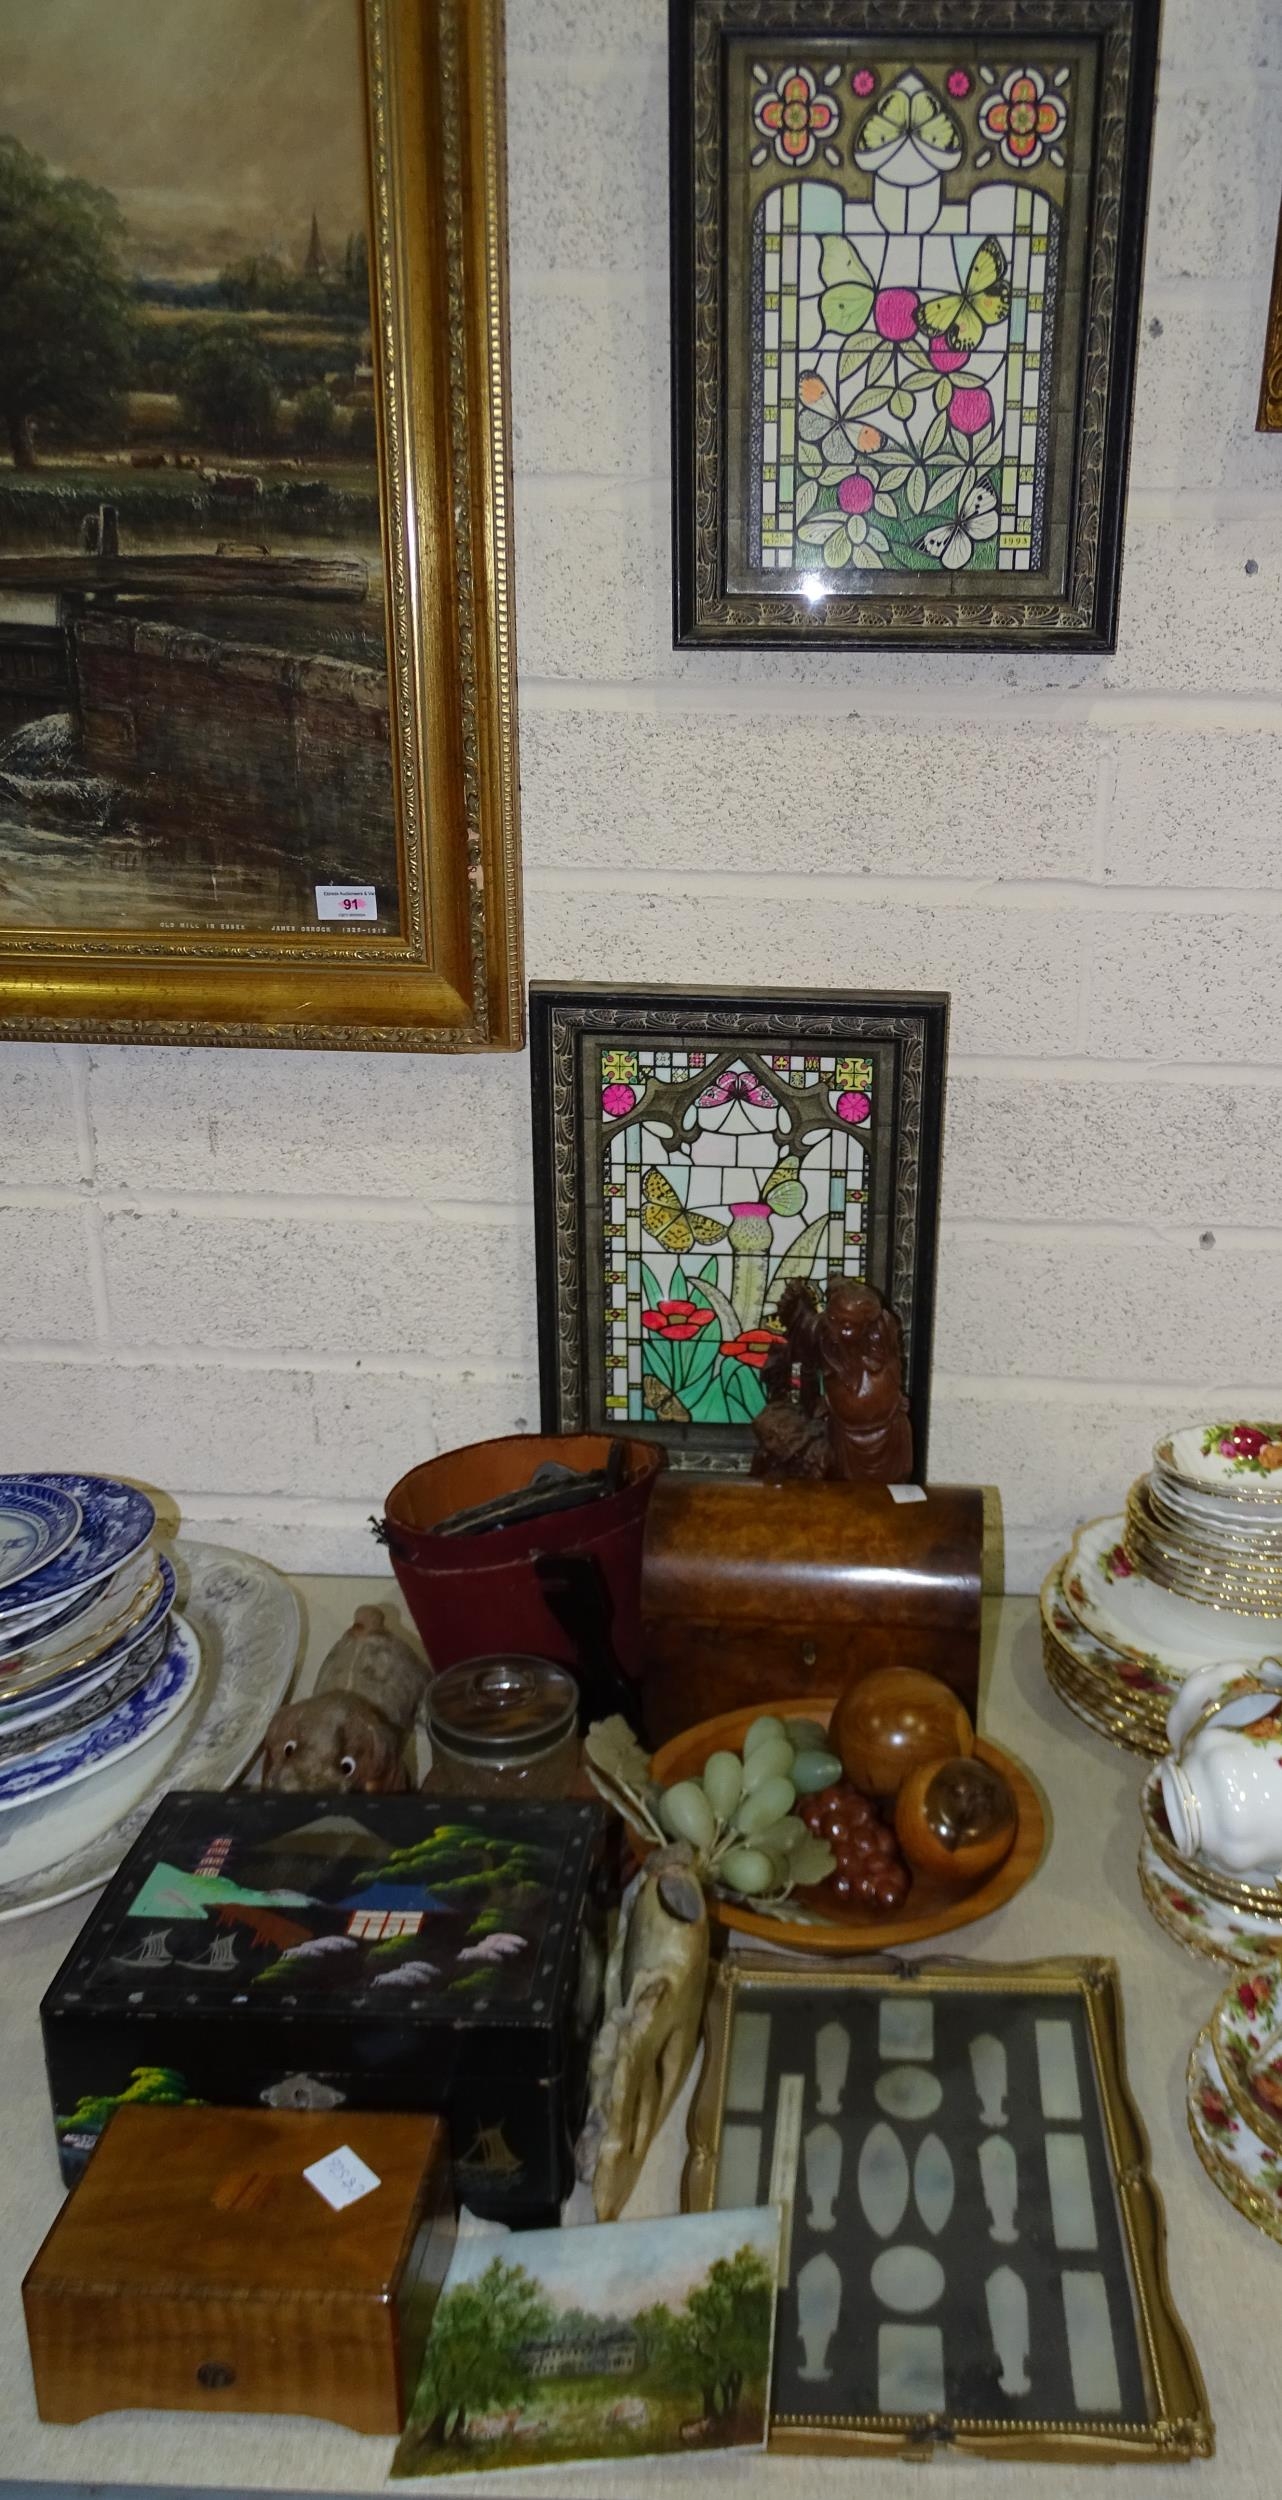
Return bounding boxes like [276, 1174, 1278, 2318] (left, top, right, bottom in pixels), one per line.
[671, 0, 1159, 651]
[530, 985, 947, 1472]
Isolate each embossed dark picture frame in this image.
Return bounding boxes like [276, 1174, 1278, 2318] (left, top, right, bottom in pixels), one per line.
[530, 983, 947, 1474]
[671, 0, 1160, 651]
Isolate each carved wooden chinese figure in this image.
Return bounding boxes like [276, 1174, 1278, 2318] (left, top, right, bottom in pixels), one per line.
[751, 1277, 913, 1483]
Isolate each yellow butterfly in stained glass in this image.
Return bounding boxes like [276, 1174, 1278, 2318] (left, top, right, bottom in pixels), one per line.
[641, 1169, 728, 1254]
[918, 239, 1010, 354]
[763, 1153, 807, 1217]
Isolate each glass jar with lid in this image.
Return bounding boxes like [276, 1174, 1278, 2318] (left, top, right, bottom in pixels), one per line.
[423, 1654, 580, 1799]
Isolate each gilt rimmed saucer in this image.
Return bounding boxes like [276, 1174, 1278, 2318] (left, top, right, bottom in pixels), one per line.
[0, 1612, 199, 1810]
[0, 1547, 166, 1698]
[1187, 2026, 1282, 2242]
[1138, 1829, 1282, 1967]
[1064, 1514, 1282, 1676]
[0, 1555, 175, 1728]
[0, 1478, 82, 1596]
[0, 1476, 155, 1626]
[1139, 1765, 1282, 1917]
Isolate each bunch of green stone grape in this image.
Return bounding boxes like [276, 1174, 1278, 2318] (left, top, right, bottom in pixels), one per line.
[656, 1715, 842, 1906]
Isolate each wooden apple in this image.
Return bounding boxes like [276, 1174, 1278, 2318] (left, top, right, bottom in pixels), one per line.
[894, 1754, 1017, 1887]
[830, 1667, 973, 1801]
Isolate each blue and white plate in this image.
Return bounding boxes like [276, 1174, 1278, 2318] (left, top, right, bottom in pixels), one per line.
[0, 1623, 165, 1766]
[0, 1555, 175, 1721]
[0, 1478, 82, 1597]
[0, 1613, 199, 1810]
[0, 1477, 155, 1628]
[0, 1580, 97, 1662]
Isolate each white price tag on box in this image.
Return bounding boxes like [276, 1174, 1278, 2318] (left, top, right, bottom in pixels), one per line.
[888, 1483, 928, 1505]
[315, 884, 378, 922]
[303, 2145, 381, 2212]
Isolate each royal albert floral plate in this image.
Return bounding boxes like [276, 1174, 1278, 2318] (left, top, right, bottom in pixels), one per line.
[0, 1539, 300, 1919]
[1064, 1516, 1282, 1677]
[0, 1614, 199, 1811]
[1211, 1964, 1282, 2153]
[1187, 2026, 1282, 2243]
[0, 1477, 82, 1597]
[1158, 1424, 1282, 1500]
[1138, 1828, 1282, 1968]
[1041, 1560, 1175, 1705]
[0, 1475, 155, 1627]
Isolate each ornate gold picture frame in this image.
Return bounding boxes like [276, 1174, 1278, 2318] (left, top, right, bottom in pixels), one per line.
[0, 0, 522, 1049]
[686, 1955, 1213, 2464]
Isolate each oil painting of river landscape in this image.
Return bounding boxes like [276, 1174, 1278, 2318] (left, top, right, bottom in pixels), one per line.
[0, 0, 399, 936]
[0, 0, 522, 1048]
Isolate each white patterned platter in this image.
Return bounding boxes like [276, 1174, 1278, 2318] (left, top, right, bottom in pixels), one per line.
[0, 1477, 81, 1595]
[1063, 1514, 1282, 1677]
[1138, 1828, 1282, 1969]
[0, 1475, 155, 1627]
[0, 1616, 198, 1810]
[0, 1539, 301, 1920]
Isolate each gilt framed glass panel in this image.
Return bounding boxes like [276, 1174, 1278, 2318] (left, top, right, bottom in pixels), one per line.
[531, 985, 947, 1473]
[671, 0, 1159, 651]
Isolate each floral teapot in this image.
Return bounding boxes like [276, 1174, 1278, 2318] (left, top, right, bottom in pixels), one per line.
[1161, 1658, 1282, 1877]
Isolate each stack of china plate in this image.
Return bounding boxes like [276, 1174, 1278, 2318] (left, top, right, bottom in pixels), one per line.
[1189, 1962, 1282, 2244]
[0, 1474, 202, 1877]
[1042, 1418, 1282, 1758]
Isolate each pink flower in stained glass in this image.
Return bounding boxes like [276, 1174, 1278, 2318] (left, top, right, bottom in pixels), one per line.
[947, 68, 972, 98]
[873, 287, 920, 342]
[836, 1089, 871, 1124]
[928, 338, 969, 374]
[754, 64, 841, 169]
[948, 385, 993, 434]
[852, 68, 877, 97]
[837, 474, 874, 516]
[601, 1081, 636, 1117]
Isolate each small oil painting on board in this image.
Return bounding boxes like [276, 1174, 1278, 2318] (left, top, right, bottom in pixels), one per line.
[0, 0, 394, 935]
[392, 2205, 781, 2475]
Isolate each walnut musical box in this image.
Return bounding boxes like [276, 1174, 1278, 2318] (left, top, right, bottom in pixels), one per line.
[41, 1789, 611, 2224]
[23, 2104, 453, 2431]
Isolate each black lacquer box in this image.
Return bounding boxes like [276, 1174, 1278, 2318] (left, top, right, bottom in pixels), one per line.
[42, 1790, 610, 2222]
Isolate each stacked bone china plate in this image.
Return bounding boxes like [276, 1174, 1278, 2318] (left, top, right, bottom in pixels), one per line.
[0, 1474, 201, 1878]
[1043, 1419, 1282, 1755]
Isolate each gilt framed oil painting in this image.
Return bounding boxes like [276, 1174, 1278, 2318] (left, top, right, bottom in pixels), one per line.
[671, 0, 1159, 651]
[530, 986, 947, 1473]
[0, 0, 522, 1050]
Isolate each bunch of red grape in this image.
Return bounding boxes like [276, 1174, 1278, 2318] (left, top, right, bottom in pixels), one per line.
[799, 1780, 910, 1915]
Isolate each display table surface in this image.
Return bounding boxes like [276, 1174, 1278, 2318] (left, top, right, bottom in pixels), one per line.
[0, 1577, 1266, 2498]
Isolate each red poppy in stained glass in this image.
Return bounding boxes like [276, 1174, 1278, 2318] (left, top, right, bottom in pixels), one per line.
[641, 1300, 716, 1341]
[721, 1328, 786, 1369]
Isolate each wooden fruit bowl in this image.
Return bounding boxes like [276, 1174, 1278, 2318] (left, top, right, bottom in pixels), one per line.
[649, 1697, 1045, 1954]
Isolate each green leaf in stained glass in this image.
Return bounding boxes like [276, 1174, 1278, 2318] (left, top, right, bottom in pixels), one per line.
[640, 1260, 664, 1310]
[690, 1372, 732, 1425]
[723, 1363, 768, 1423]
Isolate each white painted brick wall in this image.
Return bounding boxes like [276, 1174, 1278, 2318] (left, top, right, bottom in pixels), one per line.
[0, 1, 1279, 1591]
